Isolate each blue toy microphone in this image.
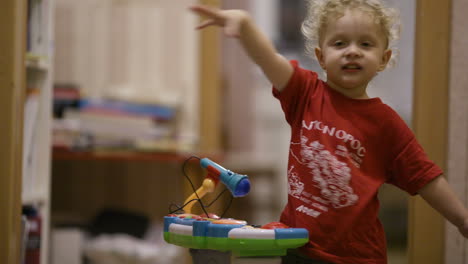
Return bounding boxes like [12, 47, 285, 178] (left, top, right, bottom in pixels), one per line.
[200, 158, 250, 197]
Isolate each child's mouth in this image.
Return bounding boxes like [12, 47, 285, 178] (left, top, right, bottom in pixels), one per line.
[342, 64, 362, 71]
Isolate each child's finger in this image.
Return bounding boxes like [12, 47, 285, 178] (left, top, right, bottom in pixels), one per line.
[195, 19, 217, 30]
[189, 5, 222, 20]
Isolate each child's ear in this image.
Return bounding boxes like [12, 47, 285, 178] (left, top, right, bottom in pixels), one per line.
[315, 47, 326, 70]
[378, 49, 392, 71]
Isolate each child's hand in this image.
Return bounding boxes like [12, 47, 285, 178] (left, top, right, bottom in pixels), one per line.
[189, 5, 249, 38]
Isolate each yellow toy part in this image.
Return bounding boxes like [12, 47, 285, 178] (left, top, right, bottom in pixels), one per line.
[183, 177, 216, 214]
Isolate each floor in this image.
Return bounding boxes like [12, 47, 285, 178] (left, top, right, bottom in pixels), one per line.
[388, 248, 407, 264]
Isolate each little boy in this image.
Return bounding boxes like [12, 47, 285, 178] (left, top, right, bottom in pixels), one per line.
[190, 1, 468, 263]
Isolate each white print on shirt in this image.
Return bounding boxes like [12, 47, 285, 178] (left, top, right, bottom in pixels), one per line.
[289, 133, 359, 210]
[296, 205, 321, 218]
[303, 120, 366, 167]
[288, 169, 329, 218]
[288, 166, 304, 199]
[335, 145, 362, 168]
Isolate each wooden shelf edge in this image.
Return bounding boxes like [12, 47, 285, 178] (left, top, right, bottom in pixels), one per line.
[52, 147, 223, 163]
[25, 53, 50, 71]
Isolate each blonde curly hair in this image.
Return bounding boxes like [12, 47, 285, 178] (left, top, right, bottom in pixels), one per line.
[301, 0, 401, 65]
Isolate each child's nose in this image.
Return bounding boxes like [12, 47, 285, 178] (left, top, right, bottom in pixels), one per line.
[345, 44, 362, 58]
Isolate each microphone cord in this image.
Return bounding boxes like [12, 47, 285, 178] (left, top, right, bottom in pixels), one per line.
[168, 156, 233, 218]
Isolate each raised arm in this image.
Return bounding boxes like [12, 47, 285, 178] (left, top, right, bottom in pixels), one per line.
[190, 5, 293, 91]
[419, 175, 468, 238]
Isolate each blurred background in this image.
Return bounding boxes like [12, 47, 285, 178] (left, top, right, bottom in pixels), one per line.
[20, 0, 423, 263]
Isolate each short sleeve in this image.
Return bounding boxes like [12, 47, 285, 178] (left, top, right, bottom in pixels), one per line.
[386, 124, 443, 195]
[272, 60, 320, 125]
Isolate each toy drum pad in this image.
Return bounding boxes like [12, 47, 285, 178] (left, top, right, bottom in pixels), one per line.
[164, 214, 309, 257]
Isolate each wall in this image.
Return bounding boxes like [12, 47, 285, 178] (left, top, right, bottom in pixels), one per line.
[370, 0, 415, 124]
[221, 0, 254, 153]
[446, 0, 468, 262]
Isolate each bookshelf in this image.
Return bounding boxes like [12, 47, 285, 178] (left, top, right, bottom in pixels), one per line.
[1, 0, 53, 263]
[49, 0, 221, 263]
[2, 0, 221, 263]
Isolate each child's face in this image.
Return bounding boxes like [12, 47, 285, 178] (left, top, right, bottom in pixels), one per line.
[315, 9, 392, 97]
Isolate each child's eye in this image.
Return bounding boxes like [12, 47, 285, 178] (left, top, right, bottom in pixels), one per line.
[361, 42, 372, 47]
[333, 41, 345, 47]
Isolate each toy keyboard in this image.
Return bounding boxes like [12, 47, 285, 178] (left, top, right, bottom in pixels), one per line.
[164, 214, 309, 257]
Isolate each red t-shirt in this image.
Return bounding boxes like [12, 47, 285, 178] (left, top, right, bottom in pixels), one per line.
[273, 61, 443, 264]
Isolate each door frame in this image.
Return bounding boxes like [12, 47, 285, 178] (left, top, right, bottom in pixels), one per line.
[409, 0, 451, 263]
[0, 0, 27, 263]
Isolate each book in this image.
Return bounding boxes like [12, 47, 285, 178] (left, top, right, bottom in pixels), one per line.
[53, 84, 81, 118]
[63, 110, 174, 140]
[79, 98, 176, 121]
